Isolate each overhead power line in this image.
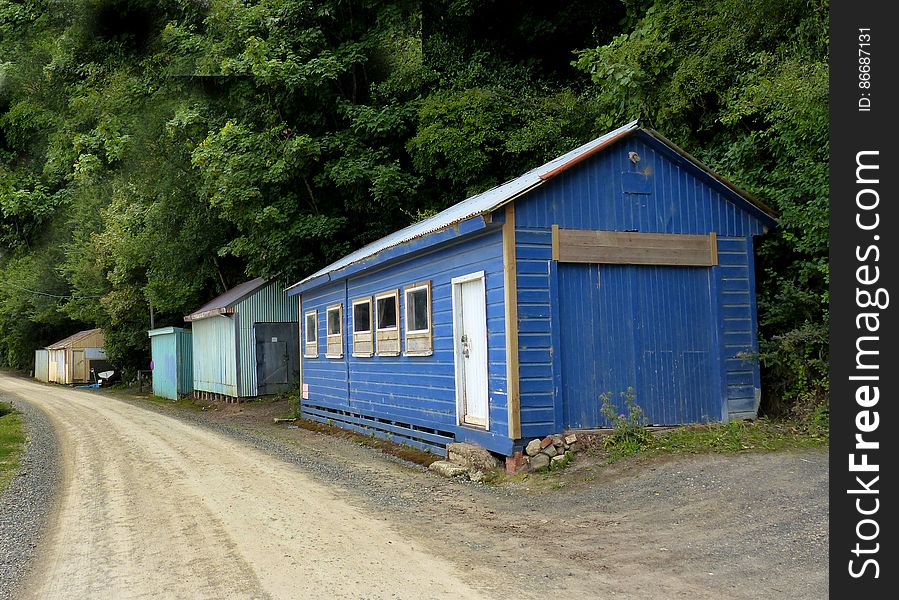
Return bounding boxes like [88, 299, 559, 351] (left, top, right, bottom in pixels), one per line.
[0, 280, 106, 299]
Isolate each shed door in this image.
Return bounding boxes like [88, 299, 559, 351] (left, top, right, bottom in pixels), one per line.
[255, 323, 300, 396]
[452, 272, 489, 428]
[559, 264, 717, 427]
[72, 349, 86, 382]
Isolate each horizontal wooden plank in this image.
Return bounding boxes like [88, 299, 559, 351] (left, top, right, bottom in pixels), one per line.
[557, 229, 717, 266]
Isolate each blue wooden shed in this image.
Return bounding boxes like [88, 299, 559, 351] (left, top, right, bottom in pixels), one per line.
[148, 326, 193, 400]
[287, 121, 777, 456]
[185, 277, 300, 401]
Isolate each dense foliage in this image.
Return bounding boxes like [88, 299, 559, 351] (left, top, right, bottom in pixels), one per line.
[0, 0, 828, 417]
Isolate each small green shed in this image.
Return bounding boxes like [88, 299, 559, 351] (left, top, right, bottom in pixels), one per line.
[148, 326, 193, 399]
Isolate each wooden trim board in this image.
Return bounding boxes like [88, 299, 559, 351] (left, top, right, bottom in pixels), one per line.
[502, 204, 521, 439]
[556, 229, 718, 266]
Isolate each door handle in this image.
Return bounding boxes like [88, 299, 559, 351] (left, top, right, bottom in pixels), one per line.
[461, 334, 470, 358]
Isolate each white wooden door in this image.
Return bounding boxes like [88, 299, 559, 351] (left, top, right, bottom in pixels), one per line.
[452, 272, 489, 428]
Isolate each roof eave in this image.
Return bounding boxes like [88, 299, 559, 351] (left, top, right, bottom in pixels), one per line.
[184, 307, 234, 322]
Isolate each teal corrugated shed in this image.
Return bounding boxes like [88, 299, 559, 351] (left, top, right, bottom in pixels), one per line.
[186, 278, 298, 398]
[149, 327, 193, 399]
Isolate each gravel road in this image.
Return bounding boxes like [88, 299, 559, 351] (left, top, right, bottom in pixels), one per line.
[0, 373, 828, 599]
[0, 389, 59, 600]
[0, 375, 501, 599]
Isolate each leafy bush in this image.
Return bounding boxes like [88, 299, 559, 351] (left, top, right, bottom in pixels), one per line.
[599, 387, 654, 458]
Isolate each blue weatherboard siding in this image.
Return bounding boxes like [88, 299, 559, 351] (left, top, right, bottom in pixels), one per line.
[512, 134, 767, 431]
[300, 229, 512, 455]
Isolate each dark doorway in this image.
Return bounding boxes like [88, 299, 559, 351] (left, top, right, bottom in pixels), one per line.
[254, 322, 300, 396]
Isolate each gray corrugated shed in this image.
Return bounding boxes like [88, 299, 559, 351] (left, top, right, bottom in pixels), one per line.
[184, 277, 268, 322]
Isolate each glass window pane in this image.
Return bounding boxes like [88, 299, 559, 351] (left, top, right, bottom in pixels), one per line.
[353, 302, 371, 333]
[406, 288, 429, 331]
[305, 315, 316, 342]
[327, 307, 341, 335]
[377, 296, 397, 329]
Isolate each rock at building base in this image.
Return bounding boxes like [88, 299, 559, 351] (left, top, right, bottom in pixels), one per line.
[551, 454, 568, 467]
[529, 453, 551, 470]
[447, 442, 500, 472]
[564, 434, 578, 445]
[429, 460, 469, 478]
[543, 444, 558, 458]
[525, 439, 543, 457]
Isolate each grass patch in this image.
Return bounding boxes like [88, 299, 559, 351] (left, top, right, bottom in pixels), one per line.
[0, 401, 26, 494]
[651, 417, 828, 455]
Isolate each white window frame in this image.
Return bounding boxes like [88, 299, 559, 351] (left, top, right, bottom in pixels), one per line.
[404, 284, 431, 334]
[304, 310, 318, 358]
[374, 290, 399, 332]
[325, 304, 343, 359]
[351, 297, 374, 358]
[352, 297, 373, 334]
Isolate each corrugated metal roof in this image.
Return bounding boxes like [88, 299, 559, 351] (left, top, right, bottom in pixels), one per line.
[46, 328, 103, 350]
[184, 277, 268, 322]
[287, 121, 639, 292]
[287, 119, 775, 292]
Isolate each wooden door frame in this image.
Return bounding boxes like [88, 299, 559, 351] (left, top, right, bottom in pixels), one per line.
[451, 270, 489, 430]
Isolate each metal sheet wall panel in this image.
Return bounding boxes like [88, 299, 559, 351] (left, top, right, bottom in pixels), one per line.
[176, 329, 194, 396]
[558, 264, 718, 427]
[149, 328, 193, 399]
[191, 316, 238, 396]
[34, 349, 50, 382]
[301, 229, 511, 455]
[151, 333, 178, 399]
[234, 279, 300, 397]
[49, 349, 66, 383]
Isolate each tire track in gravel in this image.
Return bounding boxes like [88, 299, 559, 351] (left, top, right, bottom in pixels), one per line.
[0, 374, 502, 600]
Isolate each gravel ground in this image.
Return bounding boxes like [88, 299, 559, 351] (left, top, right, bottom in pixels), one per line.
[103, 392, 829, 599]
[0, 394, 60, 600]
[0, 379, 828, 599]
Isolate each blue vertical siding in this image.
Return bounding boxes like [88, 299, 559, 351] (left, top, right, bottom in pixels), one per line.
[558, 264, 717, 427]
[513, 137, 766, 237]
[512, 136, 767, 431]
[300, 230, 511, 454]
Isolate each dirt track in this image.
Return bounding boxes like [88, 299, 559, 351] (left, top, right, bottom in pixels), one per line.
[1, 373, 828, 599]
[0, 376, 496, 599]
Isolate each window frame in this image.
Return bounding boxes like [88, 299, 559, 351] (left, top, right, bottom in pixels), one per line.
[351, 297, 374, 357]
[404, 283, 431, 334]
[374, 290, 400, 332]
[325, 304, 343, 359]
[303, 310, 318, 358]
[374, 289, 400, 356]
[403, 281, 433, 356]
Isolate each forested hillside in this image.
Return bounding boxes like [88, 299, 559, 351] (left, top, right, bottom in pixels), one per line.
[0, 0, 828, 418]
